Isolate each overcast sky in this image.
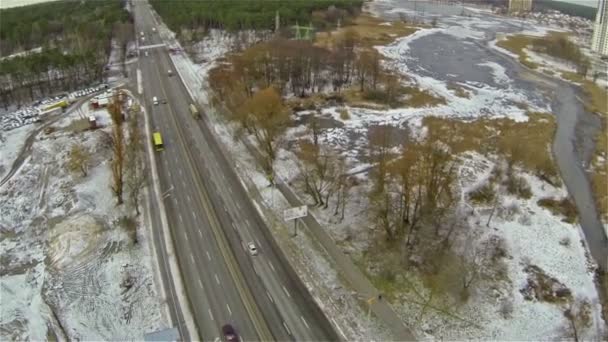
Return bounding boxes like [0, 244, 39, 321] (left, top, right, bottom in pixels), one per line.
[551, 0, 598, 8]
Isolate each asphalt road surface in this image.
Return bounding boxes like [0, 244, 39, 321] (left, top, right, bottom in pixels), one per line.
[133, 1, 339, 341]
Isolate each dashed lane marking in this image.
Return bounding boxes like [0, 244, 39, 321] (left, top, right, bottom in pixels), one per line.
[282, 285, 291, 298]
[300, 316, 310, 330]
[282, 322, 292, 336]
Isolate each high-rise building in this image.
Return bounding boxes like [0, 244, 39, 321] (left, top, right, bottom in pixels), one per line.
[508, 0, 533, 13]
[591, 0, 608, 55]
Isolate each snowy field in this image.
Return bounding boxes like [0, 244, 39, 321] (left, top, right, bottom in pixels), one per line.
[0, 95, 166, 340]
[157, 0, 605, 339]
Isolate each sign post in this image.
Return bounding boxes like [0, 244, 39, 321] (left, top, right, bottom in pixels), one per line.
[283, 205, 308, 237]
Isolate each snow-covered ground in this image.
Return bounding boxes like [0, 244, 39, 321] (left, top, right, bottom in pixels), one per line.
[0, 92, 166, 340]
[157, 1, 605, 339]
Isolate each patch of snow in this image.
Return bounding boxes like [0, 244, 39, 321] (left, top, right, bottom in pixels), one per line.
[0, 124, 36, 180]
[478, 61, 510, 84]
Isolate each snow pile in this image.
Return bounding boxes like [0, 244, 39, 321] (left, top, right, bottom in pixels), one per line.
[0, 96, 166, 340]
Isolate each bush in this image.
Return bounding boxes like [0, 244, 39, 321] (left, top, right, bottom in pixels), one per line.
[469, 183, 495, 204]
[537, 197, 578, 223]
[338, 108, 350, 120]
[505, 171, 532, 199]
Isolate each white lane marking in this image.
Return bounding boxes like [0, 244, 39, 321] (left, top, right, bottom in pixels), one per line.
[283, 322, 292, 336]
[282, 285, 291, 298]
[331, 318, 347, 339]
[206, 251, 211, 260]
[223, 203, 228, 212]
[226, 304, 232, 316]
[215, 274, 220, 285]
[197, 229, 202, 238]
[266, 291, 274, 303]
[190, 254, 195, 263]
[182, 180, 186, 188]
[268, 261, 275, 272]
[198, 278, 203, 289]
[168, 170, 172, 178]
[187, 194, 192, 202]
[183, 230, 188, 241]
[178, 213, 183, 223]
[137, 69, 143, 94]
[191, 210, 196, 220]
[208, 309, 214, 321]
[245, 219, 251, 228]
[231, 221, 237, 231]
[300, 316, 310, 330]
[236, 202, 241, 210]
[179, 168, 183, 176]
[221, 173, 226, 180]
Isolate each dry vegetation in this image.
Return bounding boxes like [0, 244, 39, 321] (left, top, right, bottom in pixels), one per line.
[591, 120, 607, 222]
[446, 83, 471, 99]
[537, 197, 578, 223]
[315, 14, 418, 50]
[423, 112, 559, 184]
[496, 34, 540, 69]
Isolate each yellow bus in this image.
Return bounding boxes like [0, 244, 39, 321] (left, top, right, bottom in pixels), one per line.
[153, 132, 164, 151]
[189, 103, 200, 119]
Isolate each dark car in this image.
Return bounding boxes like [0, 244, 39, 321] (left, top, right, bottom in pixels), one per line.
[222, 324, 239, 342]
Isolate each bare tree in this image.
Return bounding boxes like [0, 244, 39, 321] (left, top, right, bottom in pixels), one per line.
[238, 87, 290, 179]
[67, 144, 91, 177]
[108, 96, 125, 204]
[125, 108, 147, 216]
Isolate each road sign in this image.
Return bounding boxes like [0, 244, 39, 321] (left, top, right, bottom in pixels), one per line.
[283, 205, 307, 221]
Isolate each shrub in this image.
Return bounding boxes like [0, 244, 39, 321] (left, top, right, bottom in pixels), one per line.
[505, 171, 532, 199]
[338, 108, 350, 120]
[469, 183, 495, 204]
[537, 197, 578, 223]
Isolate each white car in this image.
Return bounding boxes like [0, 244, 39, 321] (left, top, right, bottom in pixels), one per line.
[153, 96, 158, 105]
[247, 242, 258, 256]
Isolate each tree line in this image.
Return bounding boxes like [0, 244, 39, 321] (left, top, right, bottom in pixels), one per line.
[150, 0, 362, 35]
[0, 0, 133, 108]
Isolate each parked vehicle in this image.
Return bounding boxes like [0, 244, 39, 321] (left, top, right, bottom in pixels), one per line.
[153, 96, 158, 105]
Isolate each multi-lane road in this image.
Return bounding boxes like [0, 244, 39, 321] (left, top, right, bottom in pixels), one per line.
[133, 1, 338, 341]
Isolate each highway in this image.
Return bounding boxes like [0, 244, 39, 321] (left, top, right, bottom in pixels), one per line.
[133, 1, 339, 341]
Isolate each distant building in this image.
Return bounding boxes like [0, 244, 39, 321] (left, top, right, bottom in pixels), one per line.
[508, 0, 532, 13]
[591, 0, 608, 55]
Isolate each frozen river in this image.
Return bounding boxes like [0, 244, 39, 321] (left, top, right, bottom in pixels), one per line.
[372, 0, 607, 270]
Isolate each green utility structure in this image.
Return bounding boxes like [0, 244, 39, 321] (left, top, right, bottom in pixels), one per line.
[292, 22, 314, 40]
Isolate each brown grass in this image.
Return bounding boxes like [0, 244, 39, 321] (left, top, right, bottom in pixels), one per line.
[315, 14, 418, 49]
[342, 87, 390, 110]
[446, 83, 471, 98]
[402, 86, 446, 107]
[591, 120, 607, 222]
[581, 80, 608, 116]
[537, 197, 578, 223]
[496, 34, 539, 69]
[423, 112, 559, 181]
